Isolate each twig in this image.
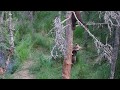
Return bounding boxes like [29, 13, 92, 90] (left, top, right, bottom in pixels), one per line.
[86, 22, 120, 27]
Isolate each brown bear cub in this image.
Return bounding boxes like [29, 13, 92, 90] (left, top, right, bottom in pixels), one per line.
[72, 43, 82, 64]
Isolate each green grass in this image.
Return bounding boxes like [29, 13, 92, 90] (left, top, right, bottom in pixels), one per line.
[114, 54, 120, 79]
[15, 34, 32, 62]
[0, 74, 14, 79]
[71, 50, 110, 79]
[32, 33, 53, 50]
[29, 51, 62, 79]
[33, 11, 58, 33]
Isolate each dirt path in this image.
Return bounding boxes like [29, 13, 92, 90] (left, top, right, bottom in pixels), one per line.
[12, 60, 35, 79]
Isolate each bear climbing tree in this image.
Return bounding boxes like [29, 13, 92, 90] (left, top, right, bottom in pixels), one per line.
[62, 11, 73, 79]
[62, 11, 83, 79]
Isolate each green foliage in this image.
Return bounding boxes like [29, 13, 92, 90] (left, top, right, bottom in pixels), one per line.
[32, 33, 53, 50]
[74, 26, 84, 38]
[15, 34, 32, 62]
[114, 54, 120, 79]
[29, 51, 62, 79]
[0, 74, 14, 79]
[33, 11, 58, 33]
[71, 51, 110, 79]
[93, 63, 110, 79]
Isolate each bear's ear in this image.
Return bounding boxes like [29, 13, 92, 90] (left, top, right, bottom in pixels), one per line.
[73, 43, 82, 51]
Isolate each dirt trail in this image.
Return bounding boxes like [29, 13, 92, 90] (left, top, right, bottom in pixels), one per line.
[12, 60, 35, 79]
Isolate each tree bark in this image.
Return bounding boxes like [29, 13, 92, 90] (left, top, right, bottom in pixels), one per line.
[8, 11, 14, 49]
[62, 11, 73, 79]
[0, 11, 4, 25]
[0, 12, 5, 44]
[28, 11, 34, 21]
[5, 11, 15, 71]
[110, 26, 120, 79]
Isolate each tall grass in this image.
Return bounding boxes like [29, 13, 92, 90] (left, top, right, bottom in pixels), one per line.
[15, 34, 32, 62]
[29, 51, 62, 79]
[33, 11, 58, 33]
[32, 33, 53, 50]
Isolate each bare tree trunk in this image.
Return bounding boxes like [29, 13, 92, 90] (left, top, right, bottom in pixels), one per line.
[0, 11, 4, 25]
[28, 11, 35, 35]
[58, 11, 61, 19]
[62, 11, 73, 79]
[110, 26, 120, 79]
[8, 12, 14, 49]
[5, 11, 15, 70]
[0, 12, 5, 43]
[28, 11, 34, 21]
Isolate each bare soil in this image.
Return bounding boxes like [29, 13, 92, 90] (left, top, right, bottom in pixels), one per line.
[13, 60, 35, 79]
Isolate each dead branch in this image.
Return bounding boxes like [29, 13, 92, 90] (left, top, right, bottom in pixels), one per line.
[72, 11, 113, 65]
[5, 11, 15, 71]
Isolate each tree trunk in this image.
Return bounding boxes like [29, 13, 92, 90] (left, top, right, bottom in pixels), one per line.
[5, 11, 15, 71]
[110, 26, 120, 79]
[0, 12, 5, 44]
[62, 11, 73, 79]
[8, 11, 14, 49]
[27, 11, 35, 36]
[0, 11, 4, 25]
[28, 11, 34, 21]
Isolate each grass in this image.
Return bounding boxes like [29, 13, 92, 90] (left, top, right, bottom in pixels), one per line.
[33, 11, 58, 33]
[32, 33, 53, 50]
[29, 51, 62, 79]
[71, 50, 110, 79]
[15, 34, 32, 62]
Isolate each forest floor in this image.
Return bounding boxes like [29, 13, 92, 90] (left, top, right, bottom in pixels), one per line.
[12, 60, 35, 79]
